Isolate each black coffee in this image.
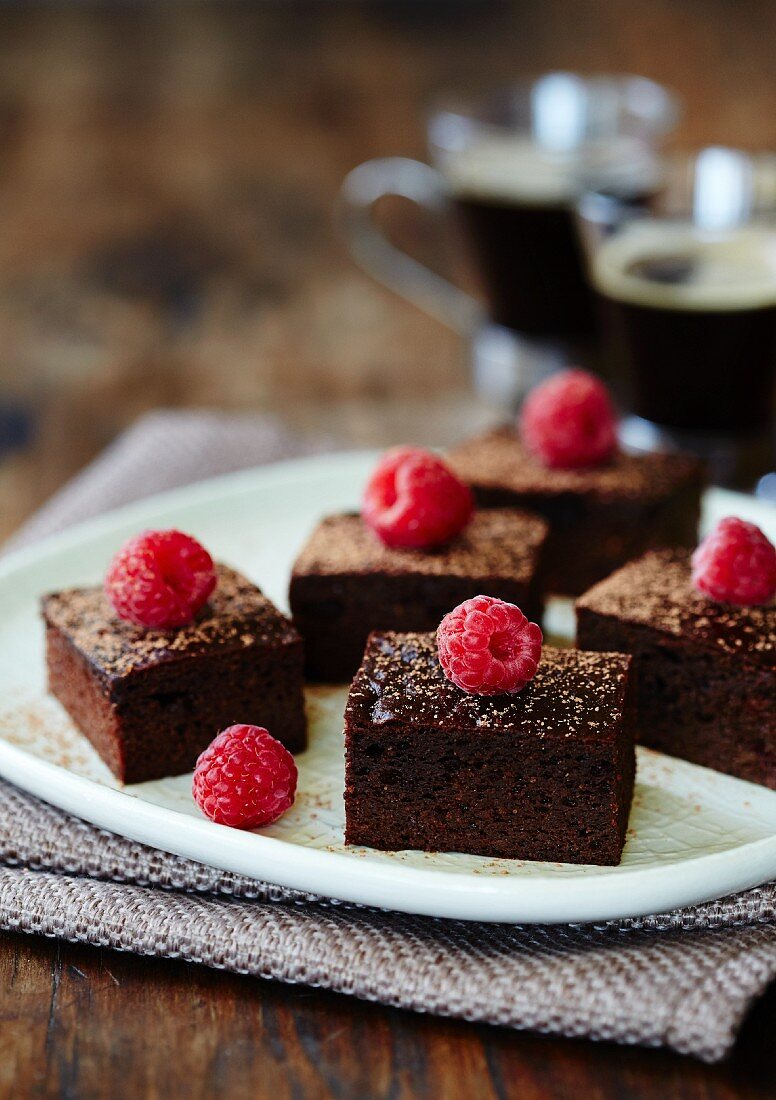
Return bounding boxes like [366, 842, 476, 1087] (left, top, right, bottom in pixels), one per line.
[452, 196, 595, 337]
[443, 139, 656, 341]
[593, 227, 776, 434]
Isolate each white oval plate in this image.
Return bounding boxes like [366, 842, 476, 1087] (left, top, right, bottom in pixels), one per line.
[0, 451, 774, 924]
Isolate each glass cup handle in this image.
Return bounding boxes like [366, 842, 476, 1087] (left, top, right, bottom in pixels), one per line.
[338, 157, 483, 335]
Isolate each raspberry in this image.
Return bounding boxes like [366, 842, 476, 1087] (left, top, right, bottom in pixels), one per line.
[691, 516, 776, 606]
[437, 595, 543, 695]
[105, 529, 217, 629]
[192, 724, 298, 829]
[520, 368, 618, 469]
[362, 446, 473, 549]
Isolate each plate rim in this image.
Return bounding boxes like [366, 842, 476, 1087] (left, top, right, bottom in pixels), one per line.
[0, 449, 381, 582]
[1, 450, 774, 924]
[1, 733, 775, 924]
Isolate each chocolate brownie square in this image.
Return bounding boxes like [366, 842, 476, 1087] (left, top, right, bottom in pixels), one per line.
[43, 564, 307, 783]
[576, 549, 776, 787]
[289, 509, 549, 683]
[344, 632, 635, 864]
[447, 426, 703, 594]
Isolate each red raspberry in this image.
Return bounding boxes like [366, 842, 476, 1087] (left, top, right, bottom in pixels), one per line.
[691, 516, 776, 606]
[192, 724, 298, 829]
[520, 368, 618, 469]
[362, 446, 473, 549]
[437, 595, 543, 695]
[105, 529, 217, 629]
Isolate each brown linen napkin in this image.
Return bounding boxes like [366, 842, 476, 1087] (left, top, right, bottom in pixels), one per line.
[2, 408, 775, 1062]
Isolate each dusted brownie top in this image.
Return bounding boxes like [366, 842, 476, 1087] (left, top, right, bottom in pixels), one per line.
[42, 564, 300, 677]
[448, 426, 702, 503]
[577, 549, 776, 667]
[292, 510, 548, 580]
[345, 631, 631, 739]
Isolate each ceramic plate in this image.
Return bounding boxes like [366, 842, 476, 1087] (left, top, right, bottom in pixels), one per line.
[0, 451, 774, 923]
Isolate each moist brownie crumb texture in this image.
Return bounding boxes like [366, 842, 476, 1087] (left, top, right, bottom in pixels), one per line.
[448, 426, 703, 594]
[43, 564, 307, 783]
[344, 632, 635, 865]
[577, 549, 776, 787]
[290, 510, 548, 683]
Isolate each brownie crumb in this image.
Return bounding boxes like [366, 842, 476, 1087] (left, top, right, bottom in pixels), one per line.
[43, 564, 300, 678]
[346, 632, 630, 737]
[42, 563, 307, 782]
[344, 631, 636, 864]
[448, 425, 701, 502]
[447, 426, 704, 595]
[577, 549, 775, 667]
[292, 509, 548, 580]
[290, 511, 549, 683]
[576, 549, 776, 788]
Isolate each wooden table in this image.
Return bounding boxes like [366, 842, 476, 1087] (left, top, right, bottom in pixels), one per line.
[1, 3, 775, 1095]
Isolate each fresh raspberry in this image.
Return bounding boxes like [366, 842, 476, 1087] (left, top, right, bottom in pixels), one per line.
[691, 516, 776, 606]
[105, 529, 217, 629]
[362, 446, 473, 549]
[437, 595, 543, 695]
[520, 368, 618, 469]
[192, 724, 298, 829]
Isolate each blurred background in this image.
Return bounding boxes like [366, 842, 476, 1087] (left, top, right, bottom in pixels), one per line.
[2, 0, 776, 541]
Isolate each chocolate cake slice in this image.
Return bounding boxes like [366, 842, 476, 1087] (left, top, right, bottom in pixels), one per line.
[43, 564, 307, 783]
[290, 509, 548, 683]
[344, 632, 635, 864]
[576, 549, 776, 787]
[447, 426, 703, 594]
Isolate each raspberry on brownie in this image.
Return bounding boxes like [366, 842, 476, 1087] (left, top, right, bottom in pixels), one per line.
[576, 542, 776, 787]
[289, 509, 549, 683]
[437, 594, 543, 695]
[520, 369, 618, 470]
[43, 564, 307, 783]
[105, 529, 217, 629]
[344, 631, 636, 864]
[362, 446, 473, 549]
[449, 370, 704, 596]
[692, 516, 776, 606]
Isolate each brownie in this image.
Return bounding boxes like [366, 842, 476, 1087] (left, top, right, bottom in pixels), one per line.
[43, 564, 307, 784]
[447, 426, 704, 595]
[576, 549, 776, 787]
[344, 632, 635, 864]
[289, 509, 549, 683]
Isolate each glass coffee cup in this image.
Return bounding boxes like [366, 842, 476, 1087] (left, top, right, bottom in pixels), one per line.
[578, 147, 776, 485]
[340, 72, 678, 404]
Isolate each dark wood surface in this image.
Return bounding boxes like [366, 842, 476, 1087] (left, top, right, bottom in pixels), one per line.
[2, 932, 776, 1100]
[2, 3, 776, 1096]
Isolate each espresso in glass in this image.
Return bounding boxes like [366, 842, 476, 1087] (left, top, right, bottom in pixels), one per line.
[441, 134, 661, 342]
[592, 223, 776, 434]
[340, 73, 677, 404]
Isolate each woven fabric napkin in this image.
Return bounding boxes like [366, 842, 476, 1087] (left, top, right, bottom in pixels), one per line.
[2, 408, 776, 1063]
